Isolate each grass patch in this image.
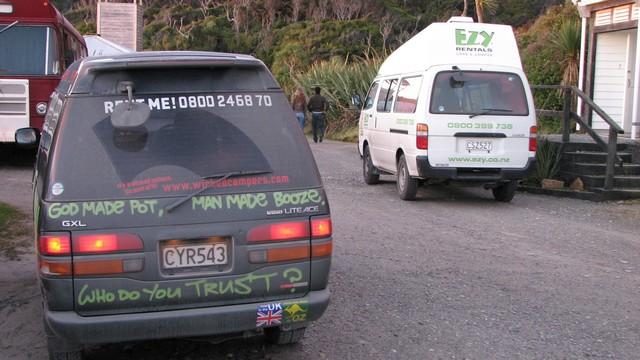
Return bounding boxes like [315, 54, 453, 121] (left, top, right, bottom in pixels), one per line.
[0, 202, 31, 260]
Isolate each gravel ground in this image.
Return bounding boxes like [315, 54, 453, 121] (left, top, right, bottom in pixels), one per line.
[0, 141, 639, 360]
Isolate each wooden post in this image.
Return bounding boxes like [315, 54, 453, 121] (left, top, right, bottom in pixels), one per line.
[604, 127, 617, 190]
[562, 87, 571, 144]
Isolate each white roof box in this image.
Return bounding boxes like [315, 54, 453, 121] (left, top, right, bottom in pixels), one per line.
[377, 20, 523, 77]
[447, 16, 474, 23]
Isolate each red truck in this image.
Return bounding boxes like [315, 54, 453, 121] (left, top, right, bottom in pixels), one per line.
[0, 0, 86, 143]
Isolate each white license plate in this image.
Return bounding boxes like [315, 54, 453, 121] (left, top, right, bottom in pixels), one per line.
[466, 140, 492, 152]
[162, 243, 228, 269]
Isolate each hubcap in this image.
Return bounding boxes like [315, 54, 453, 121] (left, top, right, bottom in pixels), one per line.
[398, 161, 406, 192]
[364, 151, 370, 176]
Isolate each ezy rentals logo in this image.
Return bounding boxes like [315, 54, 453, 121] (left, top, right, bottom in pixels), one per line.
[455, 29, 494, 56]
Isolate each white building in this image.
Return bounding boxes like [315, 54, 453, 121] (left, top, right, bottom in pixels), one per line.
[97, 0, 143, 51]
[574, 0, 640, 139]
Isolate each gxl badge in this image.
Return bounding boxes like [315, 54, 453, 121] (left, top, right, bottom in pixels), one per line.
[62, 220, 87, 227]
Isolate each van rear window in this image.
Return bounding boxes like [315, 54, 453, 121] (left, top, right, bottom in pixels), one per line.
[46, 88, 319, 201]
[430, 71, 528, 116]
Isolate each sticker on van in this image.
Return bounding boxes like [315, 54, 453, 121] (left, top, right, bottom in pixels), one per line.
[455, 29, 495, 56]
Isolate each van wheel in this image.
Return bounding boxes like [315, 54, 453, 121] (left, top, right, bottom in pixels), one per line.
[492, 181, 518, 202]
[264, 327, 306, 345]
[396, 154, 418, 200]
[362, 145, 380, 185]
[45, 321, 83, 360]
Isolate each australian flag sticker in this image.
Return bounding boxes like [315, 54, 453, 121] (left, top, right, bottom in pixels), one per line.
[256, 303, 283, 328]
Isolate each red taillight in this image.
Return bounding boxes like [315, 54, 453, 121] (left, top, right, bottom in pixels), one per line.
[529, 126, 537, 152]
[39, 258, 72, 276]
[39, 234, 71, 256]
[247, 221, 310, 242]
[312, 241, 333, 258]
[267, 246, 310, 262]
[74, 233, 143, 254]
[73, 259, 144, 276]
[416, 123, 428, 150]
[311, 218, 332, 239]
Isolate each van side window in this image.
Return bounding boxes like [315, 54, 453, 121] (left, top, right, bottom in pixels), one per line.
[394, 76, 423, 113]
[41, 92, 63, 151]
[376, 78, 398, 113]
[363, 82, 379, 110]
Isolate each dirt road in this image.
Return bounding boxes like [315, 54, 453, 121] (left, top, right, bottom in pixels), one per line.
[1, 141, 639, 359]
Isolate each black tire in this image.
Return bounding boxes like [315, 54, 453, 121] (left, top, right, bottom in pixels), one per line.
[362, 145, 380, 185]
[48, 341, 83, 360]
[396, 154, 418, 200]
[46, 324, 83, 360]
[264, 327, 306, 345]
[492, 181, 518, 202]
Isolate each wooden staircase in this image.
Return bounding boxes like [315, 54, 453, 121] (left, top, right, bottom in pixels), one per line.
[532, 85, 640, 200]
[559, 141, 640, 198]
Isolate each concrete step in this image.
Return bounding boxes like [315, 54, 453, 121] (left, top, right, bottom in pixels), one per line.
[557, 142, 630, 153]
[563, 162, 640, 176]
[563, 151, 633, 164]
[565, 173, 640, 189]
[591, 188, 640, 199]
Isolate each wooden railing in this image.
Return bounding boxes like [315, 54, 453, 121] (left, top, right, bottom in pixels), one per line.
[531, 85, 625, 190]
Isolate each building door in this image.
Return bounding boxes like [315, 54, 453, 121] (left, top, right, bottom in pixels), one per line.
[592, 29, 636, 131]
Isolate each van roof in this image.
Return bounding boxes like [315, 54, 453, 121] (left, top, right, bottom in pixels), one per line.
[80, 51, 261, 69]
[71, 51, 267, 94]
[377, 21, 522, 77]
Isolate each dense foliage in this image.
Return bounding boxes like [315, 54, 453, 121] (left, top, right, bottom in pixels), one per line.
[52, 0, 575, 136]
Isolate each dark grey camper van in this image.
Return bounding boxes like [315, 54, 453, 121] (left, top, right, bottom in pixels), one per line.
[16, 52, 332, 360]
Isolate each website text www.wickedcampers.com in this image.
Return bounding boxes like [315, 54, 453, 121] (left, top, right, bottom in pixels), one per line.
[118, 176, 290, 195]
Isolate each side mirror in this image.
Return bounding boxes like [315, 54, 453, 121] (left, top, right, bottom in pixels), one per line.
[15, 128, 39, 147]
[351, 95, 362, 109]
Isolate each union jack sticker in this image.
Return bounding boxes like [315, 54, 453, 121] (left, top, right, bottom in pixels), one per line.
[256, 303, 283, 328]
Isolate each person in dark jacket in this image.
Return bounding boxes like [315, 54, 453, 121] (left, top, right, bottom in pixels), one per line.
[307, 86, 328, 143]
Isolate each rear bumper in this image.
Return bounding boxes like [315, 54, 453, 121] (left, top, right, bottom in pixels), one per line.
[416, 156, 536, 182]
[45, 288, 330, 345]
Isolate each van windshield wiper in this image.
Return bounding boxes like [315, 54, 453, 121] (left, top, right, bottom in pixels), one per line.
[0, 21, 19, 36]
[165, 169, 272, 213]
[469, 108, 513, 118]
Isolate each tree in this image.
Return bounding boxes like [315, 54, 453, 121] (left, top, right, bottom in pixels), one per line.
[552, 20, 581, 87]
[462, 0, 468, 17]
[475, 0, 497, 23]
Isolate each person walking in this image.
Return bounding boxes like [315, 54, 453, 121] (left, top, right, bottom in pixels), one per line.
[307, 86, 328, 143]
[291, 87, 307, 129]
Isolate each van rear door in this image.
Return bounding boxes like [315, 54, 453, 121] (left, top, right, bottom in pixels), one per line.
[426, 69, 534, 170]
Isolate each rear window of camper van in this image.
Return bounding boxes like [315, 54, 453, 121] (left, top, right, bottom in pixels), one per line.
[45, 89, 320, 201]
[430, 71, 528, 116]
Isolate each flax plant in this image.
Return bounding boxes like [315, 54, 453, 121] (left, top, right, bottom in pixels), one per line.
[292, 55, 382, 131]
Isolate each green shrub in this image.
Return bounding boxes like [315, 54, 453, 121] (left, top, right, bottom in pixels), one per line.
[532, 138, 562, 184]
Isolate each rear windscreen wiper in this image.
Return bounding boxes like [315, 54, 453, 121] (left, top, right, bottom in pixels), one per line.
[469, 108, 513, 119]
[0, 21, 19, 36]
[165, 169, 272, 213]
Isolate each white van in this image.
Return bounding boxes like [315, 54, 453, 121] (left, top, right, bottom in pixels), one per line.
[357, 17, 537, 201]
